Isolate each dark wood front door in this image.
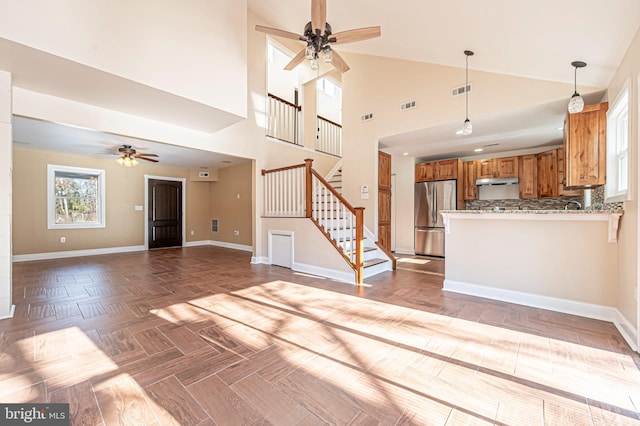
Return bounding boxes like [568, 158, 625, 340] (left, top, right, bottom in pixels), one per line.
[148, 179, 182, 249]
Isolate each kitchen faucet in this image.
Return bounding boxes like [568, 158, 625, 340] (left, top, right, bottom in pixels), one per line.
[564, 200, 582, 210]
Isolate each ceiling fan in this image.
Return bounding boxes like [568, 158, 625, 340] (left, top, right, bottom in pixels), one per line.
[255, 0, 381, 73]
[116, 144, 158, 167]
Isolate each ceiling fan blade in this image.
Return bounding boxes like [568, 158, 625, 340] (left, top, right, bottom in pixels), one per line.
[136, 156, 159, 163]
[331, 50, 350, 73]
[311, 0, 326, 34]
[284, 49, 307, 70]
[331, 26, 381, 45]
[133, 153, 158, 157]
[255, 25, 307, 42]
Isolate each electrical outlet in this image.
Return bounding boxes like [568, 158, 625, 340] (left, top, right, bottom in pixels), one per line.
[60, 237, 66, 243]
[233, 230, 240, 236]
[190, 230, 195, 236]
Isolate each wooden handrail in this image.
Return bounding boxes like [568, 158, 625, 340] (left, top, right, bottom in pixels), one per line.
[262, 162, 306, 176]
[268, 93, 302, 111]
[310, 169, 356, 213]
[317, 115, 342, 128]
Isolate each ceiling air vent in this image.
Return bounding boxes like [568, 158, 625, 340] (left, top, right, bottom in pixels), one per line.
[400, 100, 417, 111]
[361, 113, 374, 122]
[451, 83, 472, 97]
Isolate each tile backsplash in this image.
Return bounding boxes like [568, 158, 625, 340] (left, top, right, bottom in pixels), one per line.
[466, 185, 624, 211]
[466, 195, 585, 210]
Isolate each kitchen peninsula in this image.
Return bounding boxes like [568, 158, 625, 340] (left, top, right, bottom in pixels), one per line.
[439, 209, 631, 338]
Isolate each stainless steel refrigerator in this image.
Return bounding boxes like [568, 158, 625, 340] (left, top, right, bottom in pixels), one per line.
[415, 180, 456, 257]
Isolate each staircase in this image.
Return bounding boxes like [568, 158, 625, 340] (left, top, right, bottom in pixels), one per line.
[318, 166, 392, 280]
[262, 159, 394, 284]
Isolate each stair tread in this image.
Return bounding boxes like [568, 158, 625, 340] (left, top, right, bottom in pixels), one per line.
[364, 258, 388, 268]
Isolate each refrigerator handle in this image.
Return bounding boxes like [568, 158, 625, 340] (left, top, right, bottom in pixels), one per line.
[432, 184, 438, 224]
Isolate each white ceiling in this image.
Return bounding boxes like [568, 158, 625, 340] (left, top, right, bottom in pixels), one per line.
[9, 2, 640, 163]
[12, 116, 249, 170]
[249, 0, 640, 159]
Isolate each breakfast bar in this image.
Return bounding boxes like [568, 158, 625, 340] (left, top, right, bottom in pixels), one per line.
[439, 209, 624, 325]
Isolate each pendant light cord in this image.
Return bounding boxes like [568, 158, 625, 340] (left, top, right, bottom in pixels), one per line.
[574, 65, 577, 95]
[465, 54, 469, 120]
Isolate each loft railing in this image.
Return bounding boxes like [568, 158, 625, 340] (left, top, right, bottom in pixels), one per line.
[267, 93, 301, 145]
[262, 159, 364, 283]
[316, 115, 342, 157]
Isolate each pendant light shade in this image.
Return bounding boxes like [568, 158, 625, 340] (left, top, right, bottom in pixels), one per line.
[568, 61, 586, 114]
[462, 50, 474, 135]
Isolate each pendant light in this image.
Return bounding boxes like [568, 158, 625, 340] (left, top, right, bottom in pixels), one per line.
[568, 61, 586, 114]
[462, 50, 474, 135]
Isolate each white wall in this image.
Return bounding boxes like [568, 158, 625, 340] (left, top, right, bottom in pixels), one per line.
[0, 0, 247, 117]
[0, 71, 12, 318]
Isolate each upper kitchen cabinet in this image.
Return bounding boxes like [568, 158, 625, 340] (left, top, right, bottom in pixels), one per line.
[463, 161, 478, 200]
[518, 155, 538, 199]
[564, 102, 608, 188]
[436, 159, 460, 180]
[476, 156, 518, 179]
[415, 159, 461, 182]
[557, 148, 583, 196]
[415, 162, 435, 182]
[537, 150, 558, 198]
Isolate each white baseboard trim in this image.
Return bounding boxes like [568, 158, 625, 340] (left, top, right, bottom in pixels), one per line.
[393, 248, 416, 255]
[184, 240, 252, 252]
[0, 304, 15, 320]
[444, 279, 638, 351]
[251, 256, 269, 265]
[614, 310, 639, 352]
[293, 262, 355, 284]
[12, 245, 146, 262]
[208, 240, 252, 252]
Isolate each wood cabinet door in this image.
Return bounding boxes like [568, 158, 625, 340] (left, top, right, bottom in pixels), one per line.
[463, 161, 478, 200]
[415, 162, 435, 182]
[557, 148, 583, 196]
[518, 155, 538, 199]
[436, 159, 458, 180]
[496, 156, 518, 178]
[378, 151, 392, 251]
[565, 102, 608, 188]
[477, 159, 496, 179]
[537, 150, 558, 198]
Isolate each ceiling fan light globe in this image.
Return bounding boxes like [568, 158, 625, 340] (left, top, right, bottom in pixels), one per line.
[310, 58, 319, 70]
[462, 119, 473, 136]
[305, 45, 315, 60]
[568, 93, 584, 114]
[322, 48, 332, 63]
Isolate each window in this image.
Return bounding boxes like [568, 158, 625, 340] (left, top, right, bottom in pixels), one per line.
[605, 79, 630, 202]
[47, 165, 106, 229]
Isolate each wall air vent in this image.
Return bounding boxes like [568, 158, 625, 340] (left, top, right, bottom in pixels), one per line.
[451, 83, 472, 97]
[400, 100, 417, 111]
[211, 218, 219, 233]
[361, 113, 374, 122]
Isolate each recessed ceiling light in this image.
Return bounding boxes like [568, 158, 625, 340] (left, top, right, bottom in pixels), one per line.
[474, 148, 483, 152]
[455, 129, 463, 135]
[199, 166, 209, 169]
[403, 152, 409, 156]
[557, 126, 564, 131]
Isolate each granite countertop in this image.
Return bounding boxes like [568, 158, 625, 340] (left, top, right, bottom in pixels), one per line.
[441, 209, 623, 214]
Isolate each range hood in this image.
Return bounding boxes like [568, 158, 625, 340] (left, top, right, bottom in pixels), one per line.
[476, 177, 519, 186]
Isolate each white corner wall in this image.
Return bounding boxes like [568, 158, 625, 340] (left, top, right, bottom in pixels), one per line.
[0, 0, 247, 118]
[0, 70, 13, 318]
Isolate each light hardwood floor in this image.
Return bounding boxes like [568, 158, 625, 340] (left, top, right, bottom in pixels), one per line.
[1, 246, 639, 425]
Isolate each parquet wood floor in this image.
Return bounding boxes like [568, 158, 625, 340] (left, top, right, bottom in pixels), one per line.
[2, 246, 639, 425]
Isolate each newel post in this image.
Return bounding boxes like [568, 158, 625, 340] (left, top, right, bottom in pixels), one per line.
[304, 158, 313, 218]
[354, 207, 365, 284]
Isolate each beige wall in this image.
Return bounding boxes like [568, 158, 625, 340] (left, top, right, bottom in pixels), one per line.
[445, 217, 618, 307]
[391, 153, 415, 253]
[607, 26, 640, 338]
[12, 147, 218, 254]
[210, 162, 253, 246]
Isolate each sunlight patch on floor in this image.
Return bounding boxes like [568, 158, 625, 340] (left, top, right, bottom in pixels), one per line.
[396, 257, 431, 265]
